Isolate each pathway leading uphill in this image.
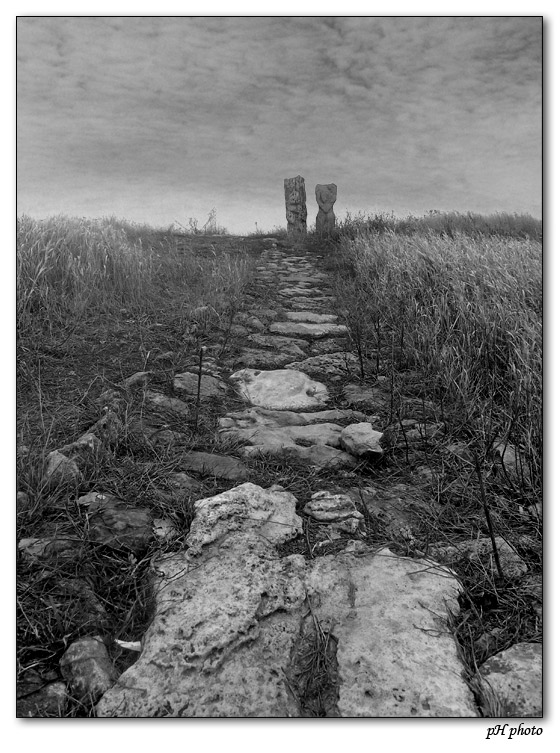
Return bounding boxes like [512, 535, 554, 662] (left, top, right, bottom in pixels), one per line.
[96, 240, 479, 717]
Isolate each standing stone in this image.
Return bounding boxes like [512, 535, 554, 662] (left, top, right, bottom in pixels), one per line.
[284, 176, 307, 240]
[315, 183, 337, 237]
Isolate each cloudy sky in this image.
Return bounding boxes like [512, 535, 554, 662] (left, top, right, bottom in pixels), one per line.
[17, 16, 542, 234]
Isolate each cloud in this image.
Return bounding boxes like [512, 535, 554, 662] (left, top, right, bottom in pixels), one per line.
[17, 17, 542, 231]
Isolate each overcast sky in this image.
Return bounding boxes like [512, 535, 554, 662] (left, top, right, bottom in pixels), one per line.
[17, 16, 542, 234]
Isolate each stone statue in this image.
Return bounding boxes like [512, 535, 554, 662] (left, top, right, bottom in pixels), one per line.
[284, 176, 307, 240]
[315, 183, 337, 237]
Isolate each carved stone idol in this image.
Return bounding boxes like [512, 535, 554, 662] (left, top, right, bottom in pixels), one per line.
[315, 183, 337, 237]
[284, 176, 307, 240]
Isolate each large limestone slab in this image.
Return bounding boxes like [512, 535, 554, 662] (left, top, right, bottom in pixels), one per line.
[269, 321, 348, 338]
[97, 533, 307, 717]
[305, 549, 478, 717]
[230, 368, 328, 410]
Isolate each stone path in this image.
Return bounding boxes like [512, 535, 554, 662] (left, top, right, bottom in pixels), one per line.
[92, 241, 485, 717]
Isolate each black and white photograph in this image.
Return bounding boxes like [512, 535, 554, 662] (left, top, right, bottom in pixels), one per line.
[16, 10, 543, 725]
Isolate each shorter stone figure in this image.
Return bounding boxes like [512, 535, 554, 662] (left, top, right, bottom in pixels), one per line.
[284, 176, 307, 240]
[315, 183, 337, 237]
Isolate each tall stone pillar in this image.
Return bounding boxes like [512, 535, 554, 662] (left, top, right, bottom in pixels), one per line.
[284, 176, 307, 240]
[315, 183, 337, 237]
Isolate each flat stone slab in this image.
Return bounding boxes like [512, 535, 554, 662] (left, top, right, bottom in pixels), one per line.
[219, 407, 366, 469]
[247, 334, 308, 359]
[284, 311, 338, 324]
[235, 348, 299, 369]
[279, 287, 325, 297]
[269, 321, 348, 339]
[287, 352, 360, 377]
[479, 643, 542, 717]
[229, 368, 329, 410]
[180, 451, 249, 481]
[304, 549, 478, 717]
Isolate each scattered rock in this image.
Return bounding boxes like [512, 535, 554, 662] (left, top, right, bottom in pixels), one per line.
[174, 371, 227, 399]
[340, 423, 384, 460]
[145, 391, 190, 416]
[230, 368, 329, 410]
[42, 450, 82, 488]
[478, 643, 542, 717]
[153, 518, 178, 540]
[80, 493, 152, 554]
[304, 491, 364, 533]
[181, 451, 249, 481]
[60, 636, 119, 704]
[86, 410, 123, 446]
[121, 371, 151, 390]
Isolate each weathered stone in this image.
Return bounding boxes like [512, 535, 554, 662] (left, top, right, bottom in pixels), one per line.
[269, 321, 348, 338]
[287, 352, 360, 377]
[42, 450, 82, 488]
[60, 636, 119, 704]
[348, 484, 429, 540]
[235, 348, 299, 369]
[181, 451, 249, 481]
[248, 333, 309, 357]
[230, 368, 328, 410]
[121, 371, 151, 390]
[304, 550, 477, 716]
[187, 483, 303, 554]
[304, 491, 363, 533]
[86, 410, 123, 446]
[284, 311, 338, 324]
[315, 183, 337, 237]
[145, 390, 190, 416]
[174, 371, 227, 399]
[478, 643, 542, 717]
[428, 536, 527, 579]
[340, 423, 384, 460]
[284, 175, 307, 239]
[82, 493, 152, 554]
[219, 408, 363, 469]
